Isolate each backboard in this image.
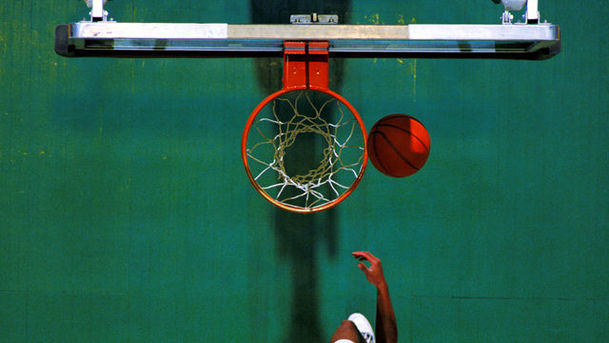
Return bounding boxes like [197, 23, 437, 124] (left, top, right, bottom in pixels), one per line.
[55, 0, 560, 60]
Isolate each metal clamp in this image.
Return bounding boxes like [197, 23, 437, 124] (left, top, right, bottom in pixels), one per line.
[290, 13, 338, 25]
[501, 10, 514, 24]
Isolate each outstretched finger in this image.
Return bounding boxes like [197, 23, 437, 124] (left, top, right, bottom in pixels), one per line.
[352, 251, 378, 263]
[352, 251, 369, 260]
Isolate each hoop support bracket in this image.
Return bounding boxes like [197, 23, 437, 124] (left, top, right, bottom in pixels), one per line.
[282, 41, 329, 90]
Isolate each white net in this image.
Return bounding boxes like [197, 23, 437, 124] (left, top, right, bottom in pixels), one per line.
[244, 89, 366, 211]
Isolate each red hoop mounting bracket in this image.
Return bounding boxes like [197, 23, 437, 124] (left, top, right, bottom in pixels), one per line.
[282, 41, 329, 90]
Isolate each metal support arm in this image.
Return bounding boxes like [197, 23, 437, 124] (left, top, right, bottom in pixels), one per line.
[526, 0, 540, 24]
[84, 0, 110, 22]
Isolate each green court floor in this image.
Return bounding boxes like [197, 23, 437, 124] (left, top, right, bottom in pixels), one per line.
[1, 1, 608, 342]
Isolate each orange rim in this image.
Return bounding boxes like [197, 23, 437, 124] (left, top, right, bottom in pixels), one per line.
[242, 87, 368, 213]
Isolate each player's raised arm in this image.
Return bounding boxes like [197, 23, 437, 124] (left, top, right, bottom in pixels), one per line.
[352, 251, 398, 343]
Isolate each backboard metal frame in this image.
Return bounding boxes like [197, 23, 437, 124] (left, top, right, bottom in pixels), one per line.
[55, 21, 561, 60]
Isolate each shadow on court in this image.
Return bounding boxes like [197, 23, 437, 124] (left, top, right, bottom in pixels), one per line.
[250, 0, 352, 341]
[274, 212, 338, 341]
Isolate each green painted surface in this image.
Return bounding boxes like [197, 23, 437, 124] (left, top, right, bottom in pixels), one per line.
[1, 1, 608, 342]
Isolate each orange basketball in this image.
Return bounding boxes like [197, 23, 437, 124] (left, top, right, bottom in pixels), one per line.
[367, 114, 431, 177]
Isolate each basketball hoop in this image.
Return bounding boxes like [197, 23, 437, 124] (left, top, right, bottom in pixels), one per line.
[242, 41, 368, 213]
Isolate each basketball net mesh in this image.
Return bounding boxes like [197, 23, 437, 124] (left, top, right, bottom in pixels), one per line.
[245, 89, 366, 211]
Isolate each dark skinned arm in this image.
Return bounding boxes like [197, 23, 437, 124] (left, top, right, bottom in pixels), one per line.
[352, 251, 398, 343]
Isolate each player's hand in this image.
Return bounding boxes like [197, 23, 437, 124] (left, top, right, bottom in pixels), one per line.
[352, 251, 387, 289]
